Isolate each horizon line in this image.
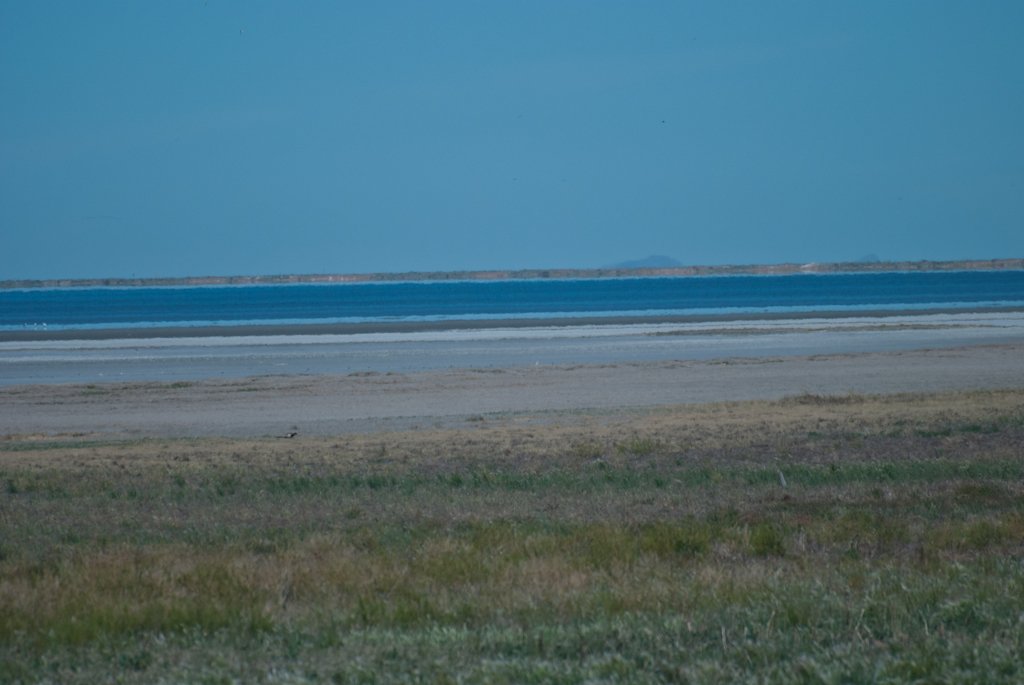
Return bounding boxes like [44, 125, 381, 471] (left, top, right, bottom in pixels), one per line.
[3, 257, 1023, 289]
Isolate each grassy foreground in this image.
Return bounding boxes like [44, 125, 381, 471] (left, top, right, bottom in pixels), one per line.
[2, 389, 1024, 683]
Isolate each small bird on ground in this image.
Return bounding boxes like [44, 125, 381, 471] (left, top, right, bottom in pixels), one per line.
[278, 432, 297, 439]
[778, 470, 787, 487]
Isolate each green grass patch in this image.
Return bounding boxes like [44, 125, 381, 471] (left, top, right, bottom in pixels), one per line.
[3, 401, 1024, 681]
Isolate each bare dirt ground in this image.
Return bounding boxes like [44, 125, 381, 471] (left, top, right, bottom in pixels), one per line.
[0, 342, 1021, 438]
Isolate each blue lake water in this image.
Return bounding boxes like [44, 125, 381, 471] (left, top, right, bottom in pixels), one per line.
[3, 271, 1024, 331]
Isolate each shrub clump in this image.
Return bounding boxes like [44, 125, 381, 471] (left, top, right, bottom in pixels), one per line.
[750, 522, 785, 557]
[618, 436, 661, 456]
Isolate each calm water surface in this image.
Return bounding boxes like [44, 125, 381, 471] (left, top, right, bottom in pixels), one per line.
[3, 271, 1024, 331]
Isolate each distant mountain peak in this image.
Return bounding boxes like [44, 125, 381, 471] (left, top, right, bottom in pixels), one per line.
[604, 255, 683, 269]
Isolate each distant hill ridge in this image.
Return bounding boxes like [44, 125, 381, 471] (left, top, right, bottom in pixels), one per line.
[604, 255, 684, 269]
[3, 258, 1022, 289]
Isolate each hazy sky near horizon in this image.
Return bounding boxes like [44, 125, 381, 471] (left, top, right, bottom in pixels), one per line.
[2, 2, 1022, 280]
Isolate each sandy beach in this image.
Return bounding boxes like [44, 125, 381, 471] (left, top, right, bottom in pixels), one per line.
[2, 342, 1022, 438]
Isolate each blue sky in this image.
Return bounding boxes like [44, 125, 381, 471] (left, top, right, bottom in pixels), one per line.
[2, 2, 1022, 279]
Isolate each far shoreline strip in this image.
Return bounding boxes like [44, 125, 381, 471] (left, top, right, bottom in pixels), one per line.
[3, 306, 1023, 343]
